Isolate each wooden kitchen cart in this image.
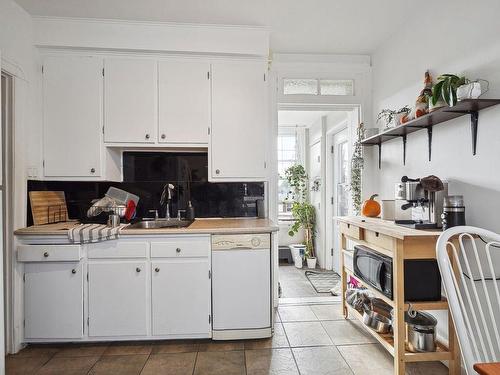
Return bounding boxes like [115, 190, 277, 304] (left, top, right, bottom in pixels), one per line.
[337, 216, 461, 375]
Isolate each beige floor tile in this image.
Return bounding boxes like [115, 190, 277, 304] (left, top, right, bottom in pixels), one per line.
[310, 304, 345, 321]
[293, 346, 353, 375]
[322, 320, 377, 345]
[194, 351, 246, 375]
[5, 355, 52, 374]
[141, 352, 197, 375]
[337, 343, 393, 375]
[198, 340, 245, 352]
[244, 323, 289, 349]
[282, 321, 333, 347]
[152, 340, 200, 354]
[88, 354, 148, 374]
[37, 355, 100, 375]
[278, 305, 317, 322]
[103, 341, 153, 356]
[245, 348, 299, 375]
[54, 343, 109, 357]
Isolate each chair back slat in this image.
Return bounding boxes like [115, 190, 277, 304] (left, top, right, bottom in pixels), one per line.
[437, 226, 500, 375]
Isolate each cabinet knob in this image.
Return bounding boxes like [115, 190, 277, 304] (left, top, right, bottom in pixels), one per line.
[176, 248, 181, 253]
[145, 134, 150, 139]
[136, 267, 141, 273]
[71, 269, 77, 274]
[90, 168, 95, 174]
[215, 169, 220, 175]
[161, 134, 166, 139]
[155, 267, 160, 273]
[43, 252, 49, 258]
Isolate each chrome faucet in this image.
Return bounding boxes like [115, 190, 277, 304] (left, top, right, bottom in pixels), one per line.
[160, 183, 175, 219]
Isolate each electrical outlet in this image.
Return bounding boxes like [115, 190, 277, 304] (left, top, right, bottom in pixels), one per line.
[26, 166, 39, 178]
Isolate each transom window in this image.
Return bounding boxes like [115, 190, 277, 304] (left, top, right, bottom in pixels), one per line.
[283, 78, 354, 96]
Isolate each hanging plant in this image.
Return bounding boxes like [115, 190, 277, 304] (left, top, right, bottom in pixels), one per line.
[284, 164, 308, 202]
[350, 123, 365, 215]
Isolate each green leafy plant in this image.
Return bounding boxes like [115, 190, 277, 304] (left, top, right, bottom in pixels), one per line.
[432, 74, 468, 107]
[350, 123, 365, 215]
[284, 164, 316, 259]
[376, 106, 410, 127]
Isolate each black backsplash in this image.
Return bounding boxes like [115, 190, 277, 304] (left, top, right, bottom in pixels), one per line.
[27, 152, 264, 226]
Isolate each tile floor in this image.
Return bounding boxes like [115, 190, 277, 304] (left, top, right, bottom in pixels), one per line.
[6, 303, 449, 375]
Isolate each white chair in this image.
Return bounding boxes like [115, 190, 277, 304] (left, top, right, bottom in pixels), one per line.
[436, 226, 500, 375]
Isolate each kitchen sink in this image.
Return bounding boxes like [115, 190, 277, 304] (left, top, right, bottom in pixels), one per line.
[127, 219, 193, 229]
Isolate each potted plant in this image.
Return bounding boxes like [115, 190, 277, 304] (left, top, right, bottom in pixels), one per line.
[376, 106, 411, 129]
[431, 74, 468, 110]
[284, 164, 317, 269]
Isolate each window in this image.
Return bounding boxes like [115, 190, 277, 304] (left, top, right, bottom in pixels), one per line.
[283, 78, 354, 96]
[278, 132, 299, 217]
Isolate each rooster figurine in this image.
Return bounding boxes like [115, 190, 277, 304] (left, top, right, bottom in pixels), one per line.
[414, 70, 433, 118]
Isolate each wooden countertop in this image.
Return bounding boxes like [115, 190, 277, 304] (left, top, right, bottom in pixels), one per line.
[335, 216, 442, 240]
[14, 218, 279, 236]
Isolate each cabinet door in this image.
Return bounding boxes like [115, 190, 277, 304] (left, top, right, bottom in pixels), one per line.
[152, 259, 210, 336]
[211, 61, 268, 180]
[104, 58, 157, 143]
[159, 60, 210, 144]
[43, 55, 102, 177]
[88, 262, 148, 337]
[24, 262, 83, 339]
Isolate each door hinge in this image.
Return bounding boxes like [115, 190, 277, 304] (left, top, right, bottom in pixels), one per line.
[23, 319, 25, 327]
[208, 270, 211, 279]
[87, 272, 89, 282]
[87, 317, 89, 326]
[102, 126, 104, 135]
[23, 274, 25, 282]
[207, 71, 210, 80]
[331, 248, 334, 256]
[264, 161, 267, 169]
[42, 160, 45, 168]
[331, 145, 334, 154]
[102, 68, 105, 77]
[264, 73, 266, 82]
[331, 197, 334, 205]
[208, 127, 211, 135]
[209, 315, 212, 324]
[41, 65, 44, 74]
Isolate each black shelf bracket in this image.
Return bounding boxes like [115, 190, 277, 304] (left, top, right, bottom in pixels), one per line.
[402, 134, 407, 165]
[427, 126, 433, 161]
[377, 142, 382, 169]
[443, 109, 479, 155]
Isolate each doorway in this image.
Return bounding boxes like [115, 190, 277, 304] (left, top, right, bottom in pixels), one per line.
[277, 108, 351, 304]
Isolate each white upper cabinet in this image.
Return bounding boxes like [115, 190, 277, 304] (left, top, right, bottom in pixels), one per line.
[159, 60, 210, 144]
[104, 58, 157, 143]
[43, 55, 103, 177]
[210, 61, 268, 181]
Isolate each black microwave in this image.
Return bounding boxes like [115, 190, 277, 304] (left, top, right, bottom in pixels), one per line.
[353, 245, 441, 301]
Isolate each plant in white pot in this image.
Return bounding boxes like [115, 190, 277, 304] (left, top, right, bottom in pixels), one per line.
[284, 164, 317, 269]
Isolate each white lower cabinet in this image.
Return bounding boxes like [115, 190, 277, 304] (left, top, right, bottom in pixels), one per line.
[88, 261, 148, 337]
[24, 262, 83, 339]
[152, 259, 211, 336]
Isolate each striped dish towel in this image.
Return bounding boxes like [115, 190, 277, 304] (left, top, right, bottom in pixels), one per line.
[68, 224, 126, 244]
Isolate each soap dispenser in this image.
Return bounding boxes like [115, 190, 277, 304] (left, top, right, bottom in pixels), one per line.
[186, 201, 195, 220]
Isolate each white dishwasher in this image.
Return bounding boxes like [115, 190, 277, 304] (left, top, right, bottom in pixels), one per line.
[211, 233, 272, 340]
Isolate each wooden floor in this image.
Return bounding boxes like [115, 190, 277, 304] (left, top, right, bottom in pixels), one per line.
[6, 303, 450, 374]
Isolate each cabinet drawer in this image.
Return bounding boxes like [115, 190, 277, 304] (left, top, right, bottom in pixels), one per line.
[364, 230, 394, 251]
[18, 245, 82, 262]
[339, 222, 362, 240]
[151, 236, 210, 258]
[87, 241, 148, 259]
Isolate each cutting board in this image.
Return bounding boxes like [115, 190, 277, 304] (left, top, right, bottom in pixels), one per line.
[29, 191, 69, 225]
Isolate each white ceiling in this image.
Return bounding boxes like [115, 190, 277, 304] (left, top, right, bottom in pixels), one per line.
[14, 0, 418, 54]
[279, 110, 333, 128]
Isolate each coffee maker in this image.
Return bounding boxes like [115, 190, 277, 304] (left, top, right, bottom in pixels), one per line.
[394, 176, 448, 229]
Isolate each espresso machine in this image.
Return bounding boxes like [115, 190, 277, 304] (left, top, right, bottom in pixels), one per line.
[394, 176, 448, 229]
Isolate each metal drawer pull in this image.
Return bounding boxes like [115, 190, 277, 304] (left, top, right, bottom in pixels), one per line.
[161, 134, 166, 139]
[43, 252, 49, 258]
[90, 168, 95, 173]
[71, 269, 77, 274]
[155, 267, 160, 273]
[176, 248, 181, 253]
[136, 267, 141, 273]
[215, 169, 220, 175]
[145, 134, 150, 139]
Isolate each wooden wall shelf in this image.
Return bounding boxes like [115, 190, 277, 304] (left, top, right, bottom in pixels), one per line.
[362, 99, 500, 168]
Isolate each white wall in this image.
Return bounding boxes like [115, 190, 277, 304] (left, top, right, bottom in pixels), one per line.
[370, 0, 500, 346]
[371, 0, 500, 234]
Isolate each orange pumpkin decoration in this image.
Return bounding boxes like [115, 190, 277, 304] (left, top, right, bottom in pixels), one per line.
[362, 194, 381, 217]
